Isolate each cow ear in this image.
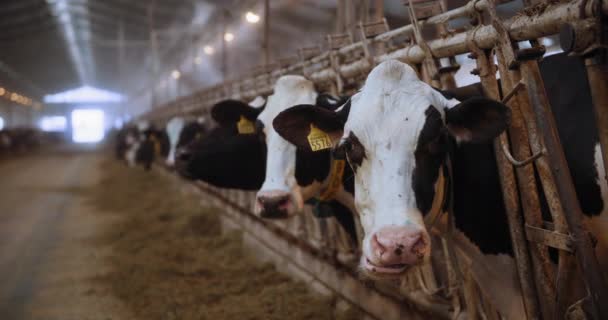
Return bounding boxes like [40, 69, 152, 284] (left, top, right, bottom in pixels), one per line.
[444, 97, 511, 144]
[273, 104, 348, 152]
[315, 93, 350, 111]
[211, 100, 262, 126]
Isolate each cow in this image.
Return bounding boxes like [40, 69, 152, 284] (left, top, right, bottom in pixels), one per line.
[272, 56, 607, 317]
[176, 86, 359, 243]
[173, 96, 267, 190]
[114, 125, 139, 162]
[165, 117, 208, 167]
[134, 125, 169, 171]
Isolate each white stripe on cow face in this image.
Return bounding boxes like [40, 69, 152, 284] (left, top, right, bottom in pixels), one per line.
[165, 117, 185, 166]
[255, 75, 317, 217]
[587, 143, 608, 269]
[342, 61, 455, 271]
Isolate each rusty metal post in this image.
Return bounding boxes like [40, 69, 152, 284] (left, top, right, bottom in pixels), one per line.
[505, 44, 577, 319]
[520, 58, 608, 320]
[495, 48, 556, 320]
[468, 45, 541, 319]
[263, 0, 271, 65]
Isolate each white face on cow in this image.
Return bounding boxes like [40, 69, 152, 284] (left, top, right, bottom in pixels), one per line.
[255, 75, 318, 218]
[343, 62, 458, 275]
[166, 117, 185, 166]
[273, 60, 510, 277]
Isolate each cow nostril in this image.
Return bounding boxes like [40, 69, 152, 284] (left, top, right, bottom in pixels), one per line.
[371, 234, 387, 255]
[410, 236, 427, 258]
[394, 247, 403, 256]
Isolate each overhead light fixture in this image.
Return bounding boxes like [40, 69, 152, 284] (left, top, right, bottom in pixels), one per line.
[203, 45, 215, 55]
[245, 11, 260, 24]
[224, 32, 234, 42]
[194, 56, 203, 65]
[171, 70, 181, 80]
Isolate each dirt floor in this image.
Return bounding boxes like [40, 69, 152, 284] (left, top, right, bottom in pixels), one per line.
[0, 148, 361, 320]
[89, 157, 360, 320]
[0, 148, 132, 320]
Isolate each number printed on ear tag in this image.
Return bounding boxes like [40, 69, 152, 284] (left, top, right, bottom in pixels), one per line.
[237, 115, 255, 134]
[307, 124, 332, 151]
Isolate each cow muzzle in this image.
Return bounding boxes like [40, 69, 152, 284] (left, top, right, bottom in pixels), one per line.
[255, 190, 293, 219]
[362, 225, 429, 276]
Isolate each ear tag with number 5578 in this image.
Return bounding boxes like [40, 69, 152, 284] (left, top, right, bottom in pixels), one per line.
[307, 124, 332, 151]
[237, 115, 255, 134]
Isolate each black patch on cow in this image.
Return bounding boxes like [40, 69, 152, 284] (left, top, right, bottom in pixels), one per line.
[295, 149, 331, 186]
[444, 97, 510, 144]
[177, 122, 206, 149]
[412, 106, 447, 214]
[451, 141, 513, 255]
[273, 104, 347, 151]
[176, 126, 266, 190]
[412, 107, 513, 255]
[540, 53, 603, 216]
[433, 82, 486, 101]
[211, 99, 262, 126]
[342, 132, 366, 173]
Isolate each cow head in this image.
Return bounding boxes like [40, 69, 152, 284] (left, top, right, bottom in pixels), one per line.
[273, 60, 510, 277]
[211, 76, 324, 218]
[173, 97, 266, 189]
[166, 117, 207, 167]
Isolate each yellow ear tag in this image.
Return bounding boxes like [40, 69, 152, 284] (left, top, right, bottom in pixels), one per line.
[237, 115, 255, 134]
[307, 124, 332, 151]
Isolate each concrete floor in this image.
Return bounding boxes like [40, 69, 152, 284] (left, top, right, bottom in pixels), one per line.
[0, 148, 129, 320]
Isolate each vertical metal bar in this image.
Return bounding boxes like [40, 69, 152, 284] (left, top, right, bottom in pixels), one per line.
[221, 9, 228, 81]
[263, 0, 270, 65]
[373, 0, 384, 20]
[471, 48, 541, 320]
[520, 59, 608, 320]
[506, 47, 574, 319]
[495, 48, 556, 320]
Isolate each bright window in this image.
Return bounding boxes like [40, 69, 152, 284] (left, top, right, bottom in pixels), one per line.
[40, 116, 67, 132]
[71, 109, 105, 143]
[0, 117, 4, 130]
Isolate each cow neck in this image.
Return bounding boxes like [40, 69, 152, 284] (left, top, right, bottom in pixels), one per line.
[306, 156, 346, 218]
[424, 154, 454, 235]
[318, 158, 346, 201]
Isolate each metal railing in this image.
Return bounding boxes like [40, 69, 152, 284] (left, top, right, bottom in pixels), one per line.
[141, 0, 608, 318]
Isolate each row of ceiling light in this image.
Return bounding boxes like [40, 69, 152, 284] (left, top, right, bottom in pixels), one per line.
[161, 11, 261, 85]
[0, 87, 42, 109]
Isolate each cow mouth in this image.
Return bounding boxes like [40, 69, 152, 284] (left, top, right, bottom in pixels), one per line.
[363, 258, 409, 275]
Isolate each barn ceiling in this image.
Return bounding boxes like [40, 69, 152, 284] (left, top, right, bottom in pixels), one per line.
[0, 0, 208, 98]
[0, 0, 522, 104]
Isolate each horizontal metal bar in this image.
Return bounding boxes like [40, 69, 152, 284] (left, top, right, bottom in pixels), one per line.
[525, 224, 573, 253]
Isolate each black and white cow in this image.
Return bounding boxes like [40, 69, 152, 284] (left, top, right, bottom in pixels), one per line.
[118, 121, 169, 170]
[273, 56, 607, 315]
[115, 125, 139, 161]
[205, 77, 358, 240]
[173, 97, 267, 190]
[165, 117, 208, 167]
[135, 125, 170, 171]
